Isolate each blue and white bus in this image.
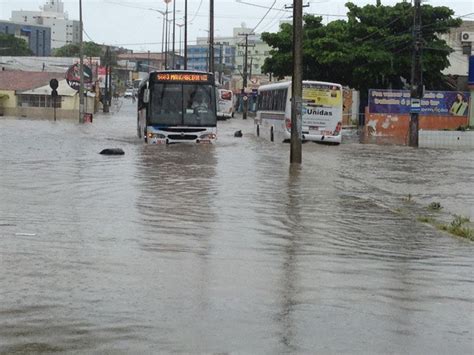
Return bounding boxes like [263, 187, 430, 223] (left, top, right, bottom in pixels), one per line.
[137, 70, 217, 144]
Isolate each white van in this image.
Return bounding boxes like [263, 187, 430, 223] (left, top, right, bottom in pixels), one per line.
[217, 89, 234, 119]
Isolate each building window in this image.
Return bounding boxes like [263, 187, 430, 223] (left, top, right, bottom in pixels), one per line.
[18, 95, 62, 108]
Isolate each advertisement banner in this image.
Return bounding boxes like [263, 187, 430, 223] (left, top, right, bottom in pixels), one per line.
[65, 64, 93, 91]
[369, 89, 470, 117]
[302, 83, 343, 126]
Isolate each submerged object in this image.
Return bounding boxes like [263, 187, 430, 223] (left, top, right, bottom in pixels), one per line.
[100, 148, 125, 155]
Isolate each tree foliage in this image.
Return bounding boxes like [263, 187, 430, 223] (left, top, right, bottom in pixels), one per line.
[261, 2, 461, 92]
[53, 41, 103, 57]
[0, 34, 33, 56]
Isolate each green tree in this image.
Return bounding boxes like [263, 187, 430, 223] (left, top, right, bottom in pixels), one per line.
[53, 41, 103, 57]
[0, 33, 33, 56]
[261, 2, 461, 92]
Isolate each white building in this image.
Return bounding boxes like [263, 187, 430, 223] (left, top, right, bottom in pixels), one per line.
[440, 21, 474, 79]
[11, 0, 80, 50]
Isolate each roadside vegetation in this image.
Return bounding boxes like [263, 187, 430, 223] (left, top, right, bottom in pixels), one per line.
[0, 33, 33, 56]
[261, 1, 461, 107]
[416, 203, 474, 241]
[397, 199, 473, 241]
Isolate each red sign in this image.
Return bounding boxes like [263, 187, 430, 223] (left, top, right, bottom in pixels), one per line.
[65, 63, 93, 91]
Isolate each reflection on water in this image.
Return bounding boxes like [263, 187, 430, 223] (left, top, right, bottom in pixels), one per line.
[0, 102, 473, 353]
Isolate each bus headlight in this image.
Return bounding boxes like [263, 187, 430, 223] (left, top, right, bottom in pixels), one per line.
[199, 133, 216, 140]
[148, 132, 166, 139]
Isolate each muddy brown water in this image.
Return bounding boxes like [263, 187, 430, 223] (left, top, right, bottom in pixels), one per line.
[1, 101, 472, 353]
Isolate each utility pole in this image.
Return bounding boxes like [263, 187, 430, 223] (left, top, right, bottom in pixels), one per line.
[209, 0, 215, 74]
[108, 64, 113, 108]
[409, 0, 422, 147]
[148, 50, 150, 73]
[249, 56, 253, 83]
[161, 12, 165, 66]
[290, 0, 303, 164]
[218, 42, 224, 84]
[172, 0, 176, 69]
[164, 1, 169, 69]
[103, 46, 110, 113]
[238, 32, 255, 120]
[184, 0, 188, 69]
[79, 0, 84, 123]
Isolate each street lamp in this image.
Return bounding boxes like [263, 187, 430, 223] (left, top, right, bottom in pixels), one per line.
[79, 0, 84, 123]
[176, 23, 184, 58]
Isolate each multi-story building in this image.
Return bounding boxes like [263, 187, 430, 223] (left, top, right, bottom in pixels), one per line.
[0, 21, 51, 56]
[187, 43, 236, 76]
[231, 27, 271, 76]
[440, 21, 474, 87]
[11, 0, 80, 50]
[191, 26, 272, 78]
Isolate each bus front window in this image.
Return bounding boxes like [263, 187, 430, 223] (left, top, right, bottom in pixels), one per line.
[150, 83, 183, 125]
[183, 85, 216, 126]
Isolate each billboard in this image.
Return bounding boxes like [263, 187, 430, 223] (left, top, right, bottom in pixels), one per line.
[65, 63, 93, 91]
[303, 83, 343, 126]
[369, 89, 470, 117]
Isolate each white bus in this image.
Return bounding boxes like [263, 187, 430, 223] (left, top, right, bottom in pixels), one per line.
[217, 89, 235, 119]
[255, 80, 343, 144]
[137, 70, 217, 144]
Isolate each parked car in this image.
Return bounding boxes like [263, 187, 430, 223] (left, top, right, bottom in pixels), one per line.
[124, 88, 135, 98]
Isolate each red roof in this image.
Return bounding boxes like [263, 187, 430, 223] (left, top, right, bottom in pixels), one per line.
[0, 70, 64, 91]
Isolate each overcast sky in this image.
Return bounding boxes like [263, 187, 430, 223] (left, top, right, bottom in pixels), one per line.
[1, 0, 473, 52]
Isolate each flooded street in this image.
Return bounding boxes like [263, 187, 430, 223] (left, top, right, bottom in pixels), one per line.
[1, 100, 473, 353]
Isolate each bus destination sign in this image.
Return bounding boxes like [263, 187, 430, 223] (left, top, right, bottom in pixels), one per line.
[156, 73, 210, 82]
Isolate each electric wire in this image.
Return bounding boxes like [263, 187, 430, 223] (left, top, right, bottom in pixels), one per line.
[251, 0, 277, 33]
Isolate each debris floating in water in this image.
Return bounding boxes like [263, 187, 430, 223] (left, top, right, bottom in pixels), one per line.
[100, 148, 125, 155]
[234, 130, 243, 138]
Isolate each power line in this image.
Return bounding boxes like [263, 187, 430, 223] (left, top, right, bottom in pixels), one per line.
[190, 0, 204, 23]
[251, 0, 277, 33]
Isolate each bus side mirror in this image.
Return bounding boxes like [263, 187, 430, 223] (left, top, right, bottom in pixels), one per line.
[143, 89, 150, 103]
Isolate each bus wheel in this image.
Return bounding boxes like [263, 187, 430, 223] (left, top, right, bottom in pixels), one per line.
[256, 124, 260, 137]
[270, 127, 274, 142]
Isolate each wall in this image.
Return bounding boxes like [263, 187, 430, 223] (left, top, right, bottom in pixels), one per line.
[419, 130, 474, 148]
[0, 90, 17, 108]
[362, 110, 468, 145]
[343, 88, 360, 126]
[1, 95, 94, 119]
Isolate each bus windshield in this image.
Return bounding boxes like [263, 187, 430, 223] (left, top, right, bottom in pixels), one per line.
[150, 83, 216, 126]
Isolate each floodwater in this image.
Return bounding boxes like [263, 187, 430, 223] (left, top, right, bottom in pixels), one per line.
[1, 101, 473, 354]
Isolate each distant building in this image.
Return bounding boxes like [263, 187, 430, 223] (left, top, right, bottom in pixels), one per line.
[11, 0, 80, 50]
[193, 26, 272, 77]
[116, 52, 184, 84]
[440, 20, 474, 89]
[0, 21, 51, 56]
[0, 70, 95, 119]
[0, 56, 99, 72]
[187, 43, 236, 76]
